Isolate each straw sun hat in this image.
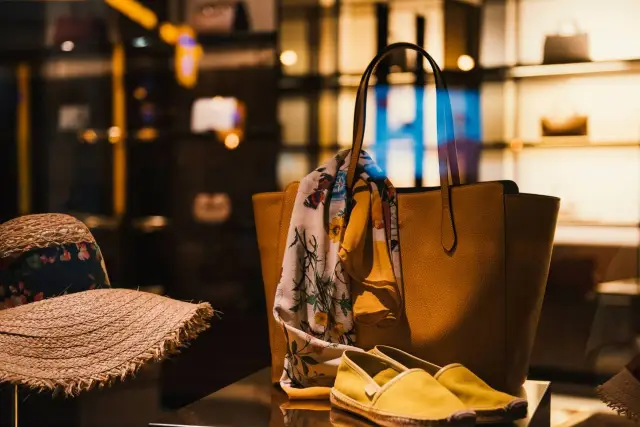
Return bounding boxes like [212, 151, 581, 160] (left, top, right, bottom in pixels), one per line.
[0, 213, 215, 395]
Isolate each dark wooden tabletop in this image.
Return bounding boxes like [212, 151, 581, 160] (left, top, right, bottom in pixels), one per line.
[150, 368, 551, 427]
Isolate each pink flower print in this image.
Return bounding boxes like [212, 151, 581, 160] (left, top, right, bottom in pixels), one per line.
[40, 256, 55, 264]
[60, 248, 71, 261]
[34, 292, 44, 302]
[77, 244, 90, 261]
[89, 284, 96, 290]
[18, 282, 23, 290]
[23, 289, 31, 296]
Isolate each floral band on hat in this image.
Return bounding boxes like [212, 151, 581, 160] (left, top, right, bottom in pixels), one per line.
[0, 241, 110, 309]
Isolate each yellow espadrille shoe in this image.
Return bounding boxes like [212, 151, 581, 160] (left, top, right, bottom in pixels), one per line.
[370, 346, 528, 424]
[330, 351, 476, 427]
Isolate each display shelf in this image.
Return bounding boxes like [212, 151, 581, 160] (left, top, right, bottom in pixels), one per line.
[481, 58, 640, 81]
[478, 141, 635, 150]
[596, 278, 640, 296]
[281, 59, 640, 91]
[554, 224, 640, 248]
[280, 69, 483, 92]
[508, 59, 640, 79]
[515, 141, 640, 149]
[280, 140, 640, 152]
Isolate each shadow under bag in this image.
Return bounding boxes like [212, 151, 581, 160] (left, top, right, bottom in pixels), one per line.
[253, 42, 560, 395]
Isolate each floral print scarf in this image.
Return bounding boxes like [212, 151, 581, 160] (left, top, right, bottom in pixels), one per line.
[274, 150, 402, 399]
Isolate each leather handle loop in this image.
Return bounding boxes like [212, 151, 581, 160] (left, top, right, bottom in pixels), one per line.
[346, 42, 460, 252]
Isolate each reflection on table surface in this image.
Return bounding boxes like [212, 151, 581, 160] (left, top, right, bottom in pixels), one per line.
[150, 368, 551, 427]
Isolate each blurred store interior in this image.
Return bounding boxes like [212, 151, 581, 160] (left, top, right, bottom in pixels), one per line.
[0, 0, 638, 426]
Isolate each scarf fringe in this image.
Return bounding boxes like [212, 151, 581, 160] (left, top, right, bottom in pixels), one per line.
[597, 385, 640, 422]
[597, 367, 640, 422]
[0, 304, 218, 397]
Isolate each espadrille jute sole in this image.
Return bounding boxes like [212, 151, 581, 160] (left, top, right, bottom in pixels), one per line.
[475, 399, 528, 424]
[597, 367, 640, 422]
[330, 389, 476, 427]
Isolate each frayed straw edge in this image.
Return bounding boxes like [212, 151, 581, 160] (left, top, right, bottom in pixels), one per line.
[0, 303, 218, 397]
[597, 385, 640, 422]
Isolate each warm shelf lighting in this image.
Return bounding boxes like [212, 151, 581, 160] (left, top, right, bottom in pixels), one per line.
[108, 126, 122, 144]
[134, 87, 147, 100]
[319, 0, 336, 6]
[457, 55, 475, 71]
[280, 50, 298, 67]
[82, 129, 97, 144]
[61, 41, 75, 52]
[509, 61, 631, 78]
[224, 133, 240, 150]
[136, 127, 158, 141]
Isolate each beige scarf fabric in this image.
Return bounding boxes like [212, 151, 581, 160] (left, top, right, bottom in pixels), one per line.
[273, 150, 403, 399]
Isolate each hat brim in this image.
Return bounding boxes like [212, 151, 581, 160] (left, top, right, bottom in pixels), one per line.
[0, 288, 214, 396]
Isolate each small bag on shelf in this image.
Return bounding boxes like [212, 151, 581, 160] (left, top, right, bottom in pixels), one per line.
[542, 22, 590, 64]
[541, 114, 589, 137]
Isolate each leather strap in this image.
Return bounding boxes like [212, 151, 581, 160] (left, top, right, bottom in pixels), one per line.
[346, 42, 460, 252]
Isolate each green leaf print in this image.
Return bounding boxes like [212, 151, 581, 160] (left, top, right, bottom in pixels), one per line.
[338, 294, 352, 317]
[26, 254, 42, 269]
[301, 356, 319, 365]
[307, 295, 316, 305]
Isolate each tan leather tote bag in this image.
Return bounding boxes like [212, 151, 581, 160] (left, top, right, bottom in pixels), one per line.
[253, 43, 560, 394]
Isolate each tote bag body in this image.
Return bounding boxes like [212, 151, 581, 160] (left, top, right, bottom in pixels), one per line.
[253, 43, 559, 394]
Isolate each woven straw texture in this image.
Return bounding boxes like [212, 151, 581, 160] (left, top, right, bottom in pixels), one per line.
[0, 288, 214, 395]
[0, 213, 95, 258]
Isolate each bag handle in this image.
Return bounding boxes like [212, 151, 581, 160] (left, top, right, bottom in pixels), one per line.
[346, 42, 460, 252]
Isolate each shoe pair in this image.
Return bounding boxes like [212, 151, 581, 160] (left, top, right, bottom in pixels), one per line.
[330, 346, 527, 426]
